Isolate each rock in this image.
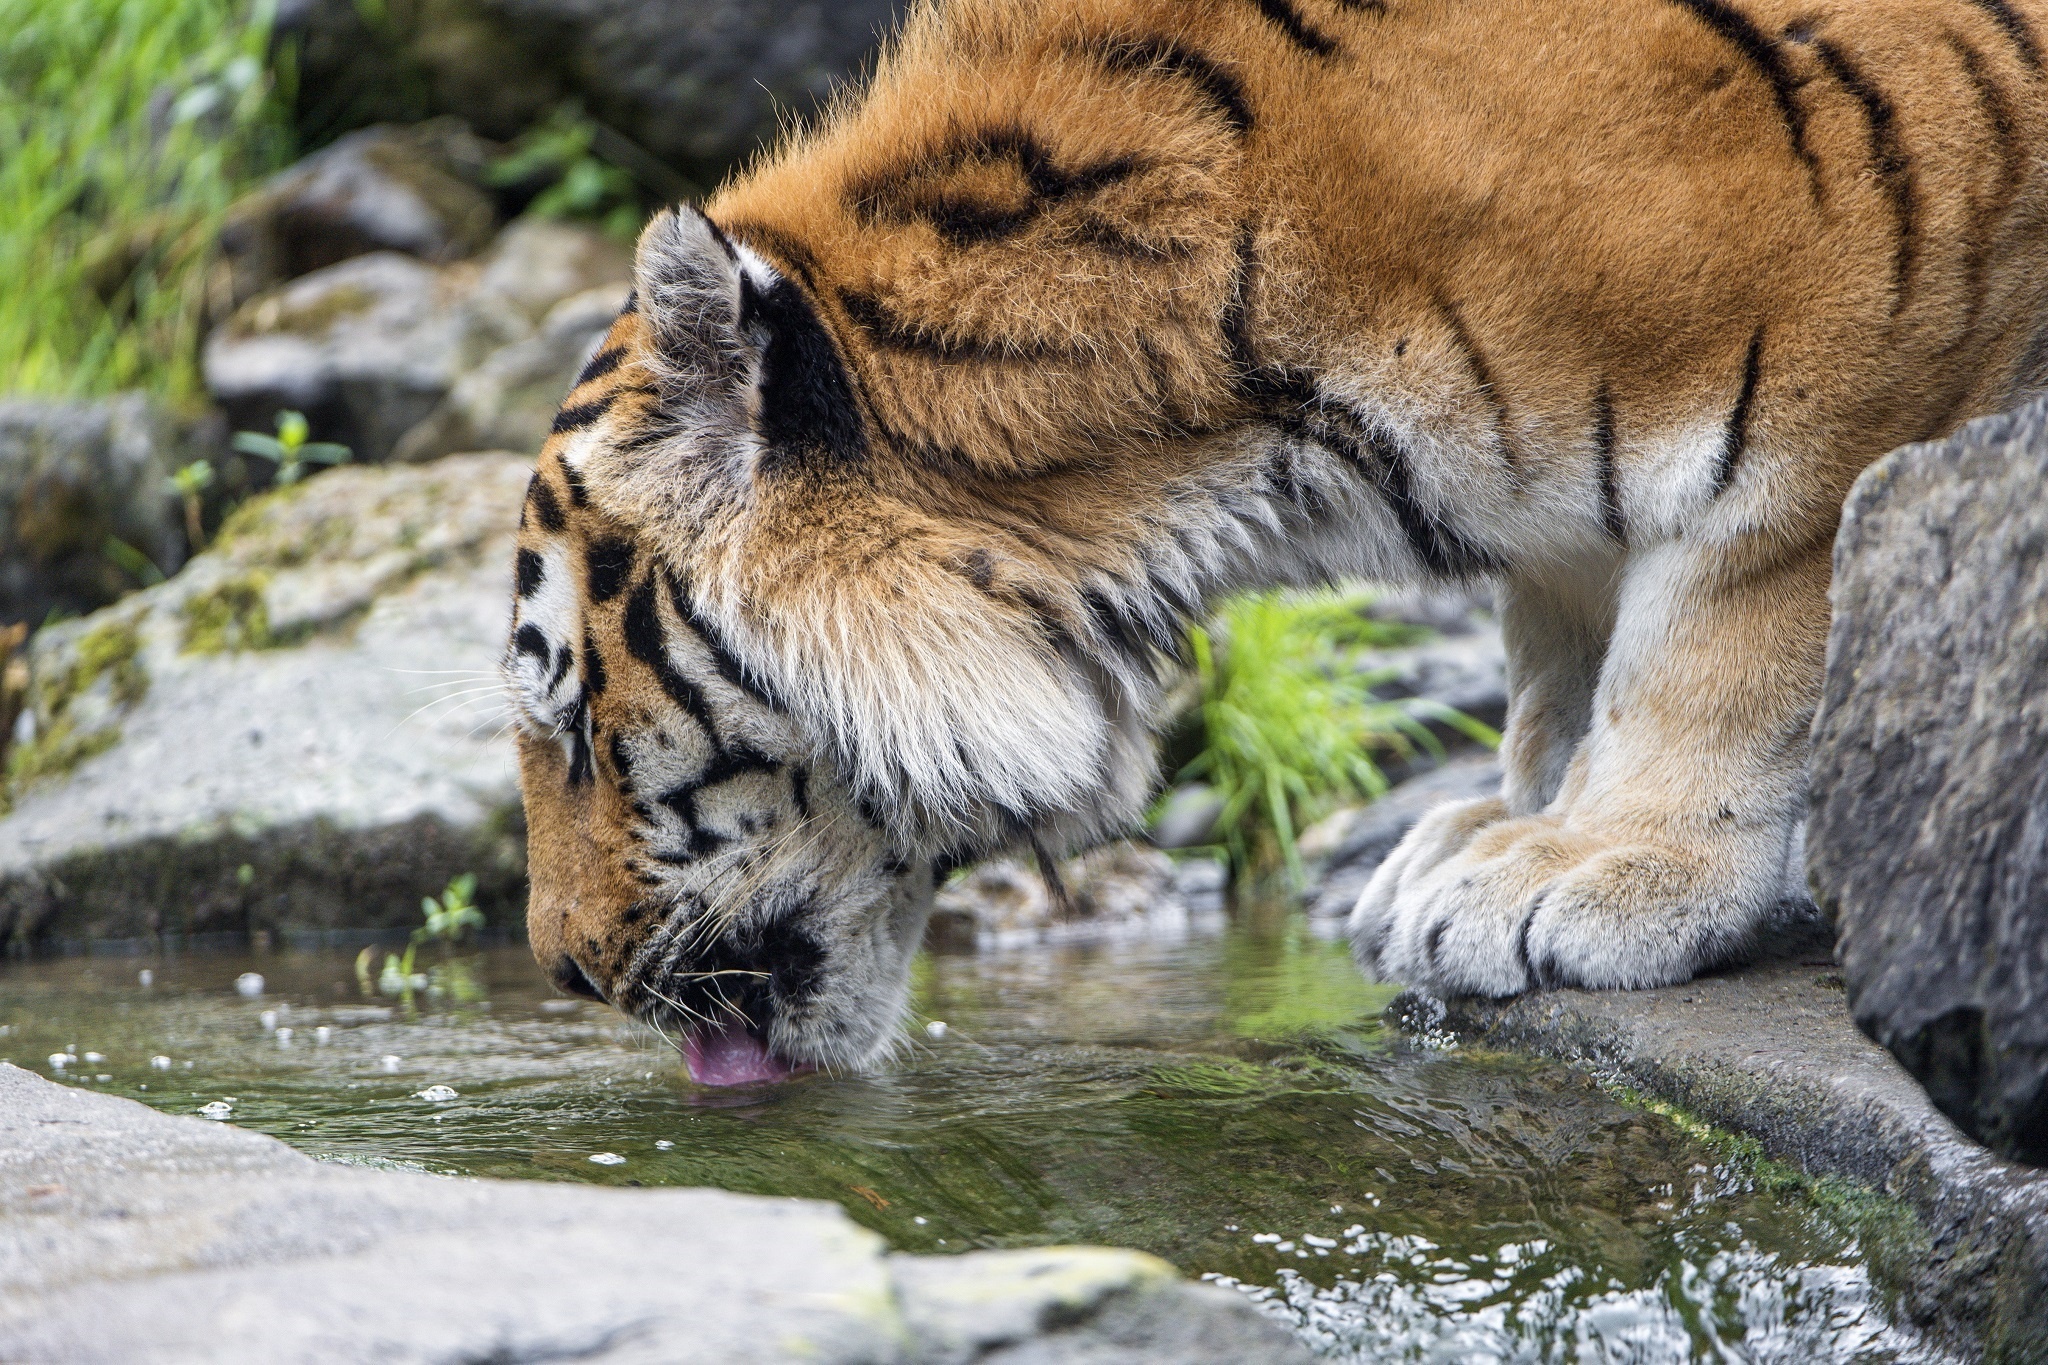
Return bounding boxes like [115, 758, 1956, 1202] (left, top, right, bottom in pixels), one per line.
[1419, 937, 2048, 1365]
[1149, 782, 1224, 850]
[928, 842, 1226, 952]
[1810, 398, 2048, 1168]
[0, 453, 534, 949]
[1354, 625, 1509, 733]
[0, 1063, 1310, 1363]
[204, 220, 631, 464]
[1302, 753, 1503, 919]
[215, 120, 499, 309]
[0, 396, 193, 629]
[278, 0, 906, 185]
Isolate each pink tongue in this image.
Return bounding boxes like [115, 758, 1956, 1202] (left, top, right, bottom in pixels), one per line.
[684, 1023, 800, 1086]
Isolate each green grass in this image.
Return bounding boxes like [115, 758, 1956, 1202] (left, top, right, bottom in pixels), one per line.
[0, 0, 292, 400]
[1176, 587, 1498, 884]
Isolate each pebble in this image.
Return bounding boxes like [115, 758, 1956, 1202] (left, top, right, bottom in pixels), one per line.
[47, 1054, 70, 1069]
[540, 999, 580, 1014]
[416, 1085, 459, 1102]
[199, 1101, 233, 1119]
[235, 973, 265, 998]
[150, 1056, 172, 1071]
[588, 1152, 626, 1166]
[925, 1020, 948, 1040]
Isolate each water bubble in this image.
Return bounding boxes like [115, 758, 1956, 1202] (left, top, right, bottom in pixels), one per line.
[181, 1061, 193, 1070]
[94, 1074, 110, 1082]
[150, 1056, 172, 1071]
[259, 1010, 279, 1032]
[1252, 1233, 1281, 1244]
[138, 969, 154, 987]
[83, 1052, 104, 1064]
[235, 973, 265, 998]
[198, 1101, 232, 1119]
[416, 1085, 458, 1103]
[275, 1028, 294, 1047]
[379, 1055, 402, 1073]
[47, 1054, 69, 1069]
[588, 1152, 626, 1166]
[913, 1216, 928, 1225]
[654, 1139, 674, 1150]
[924, 1020, 948, 1040]
[314, 1026, 332, 1045]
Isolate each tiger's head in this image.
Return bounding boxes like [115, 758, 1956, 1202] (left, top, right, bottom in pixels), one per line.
[502, 6, 1399, 1080]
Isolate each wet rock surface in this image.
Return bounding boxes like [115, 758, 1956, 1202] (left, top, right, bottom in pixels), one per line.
[0, 1062, 1308, 1364]
[0, 396, 194, 628]
[204, 219, 630, 464]
[1418, 937, 2048, 1365]
[0, 454, 534, 949]
[1811, 398, 2048, 1169]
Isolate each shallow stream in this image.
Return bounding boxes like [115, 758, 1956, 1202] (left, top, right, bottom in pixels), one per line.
[1, 924, 1935, 1362]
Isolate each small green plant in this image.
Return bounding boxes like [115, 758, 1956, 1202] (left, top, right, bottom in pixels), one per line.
[486, 105, 643, 239]
[101, 535, 164, 587]
[168, 459, 214, 550]
[232, 411, 351, 486]
[1176, 587, 1498, 886]
[357, 873, 487, 1006]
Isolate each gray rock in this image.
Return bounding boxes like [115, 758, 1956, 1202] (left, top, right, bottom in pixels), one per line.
[278, 0, 906, 184]
[1354, 624, 1509, 732]
[1810, 398, 2048, 1168]
[1301, 752, 1503, 918]
[928, 842, 1225, 952]
[1420, 935, 2048, 1365]
[204, 220, 631, 464]
[0, 1063, 1309, 1364]
[0, 396, 191, 628]
[1149, 782, 1224, 850]
[0, 453, 534, 949]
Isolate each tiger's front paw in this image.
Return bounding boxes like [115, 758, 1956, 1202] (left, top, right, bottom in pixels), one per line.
[1350, 812, 1767, 998]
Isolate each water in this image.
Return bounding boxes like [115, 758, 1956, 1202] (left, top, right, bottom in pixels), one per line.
[0, 925, 1938, 1362]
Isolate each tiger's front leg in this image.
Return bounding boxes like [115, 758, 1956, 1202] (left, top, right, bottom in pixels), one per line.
[1351, 535, 1829, 997]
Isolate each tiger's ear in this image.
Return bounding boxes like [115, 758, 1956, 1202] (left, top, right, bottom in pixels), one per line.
[634, 206, 754, 397]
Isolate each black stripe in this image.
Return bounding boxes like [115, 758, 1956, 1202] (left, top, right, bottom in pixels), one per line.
[622, 576, 720, 740]
[838, 289, 1072, 362]
[575, 345, 627, 387]
[607, 731, 634, 789]
[1811, 40, 1916, 310]
[515, 548, 544, 597]
[1080, 586, 1162, 681]
[1307, 409, 1504, 577]
[560, 461, 589, 507]
[1332, 0, 1388, 10]
[1593, 384, 1627, 545]
[551, 390, 620, 435]
[1665, 0, 1822, 199]
[526, 476, 565, 534]
[581, 633, 608, 697]
[1091, 37, 1254, 134]
[584, 536, 635, 604]
[717, 220, 825, 295]
[851, 126, 1148, 246]
[619, 290, 638, 315]
[513, 622, 550, 660]
[1435, 292, 1518, 480]
[1714, 329, 1766, 494]
[566, 694, 593, 787]
[746, 274, 868, 470]
[1248, 0, 1339, 56]
[1944, 31, 2025, 348]
[664, 570, 785, 712]
[789, 766, 810, 820]
[1966, 0, 2043, 70]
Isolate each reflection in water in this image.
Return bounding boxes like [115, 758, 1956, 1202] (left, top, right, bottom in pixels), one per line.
[0, 922, 1941, 1362]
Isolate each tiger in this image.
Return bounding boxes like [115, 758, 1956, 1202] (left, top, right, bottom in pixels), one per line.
[503, 0, 2048, 1082]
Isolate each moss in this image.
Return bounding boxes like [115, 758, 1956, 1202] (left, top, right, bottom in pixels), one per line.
[225, 282, 377, 339]
[3, 616, 145, 809]
[180, 575, 275, 654]
[3, 716, 120, 803]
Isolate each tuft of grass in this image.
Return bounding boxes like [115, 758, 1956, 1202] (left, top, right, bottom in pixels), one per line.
[1176, 587, 1498, 885]
[0, 0, 293, 400]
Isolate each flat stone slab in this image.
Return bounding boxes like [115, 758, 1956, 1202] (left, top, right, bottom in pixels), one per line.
[0, 1063, 1307, 1364]
[1413, 949, 2048, 1363]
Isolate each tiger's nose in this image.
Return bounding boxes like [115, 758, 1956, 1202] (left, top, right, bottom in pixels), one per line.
[547, 953, 607, 1001]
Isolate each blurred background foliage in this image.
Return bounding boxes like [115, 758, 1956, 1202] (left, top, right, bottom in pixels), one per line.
[0, 0, 293, 400]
